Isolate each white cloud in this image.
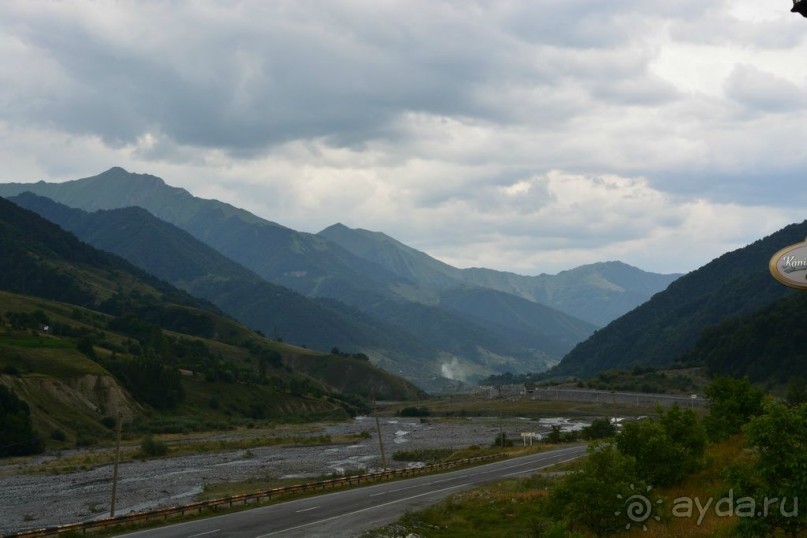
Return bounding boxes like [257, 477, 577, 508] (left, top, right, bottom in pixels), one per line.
[724, 64, 806, 112]
[2, 0, 806, 276]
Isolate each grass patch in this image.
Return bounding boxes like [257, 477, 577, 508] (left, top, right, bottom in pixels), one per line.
[364, 437, 746, 537]
[393, 448, 455, 463]
[0, 344, 107, 377]
[620, 435, 746, 537]
[194, 469, 371, 502]
[362, 474, 561, 538]
[0, 334, 74, 349]
[17, 428, 365, 476]
[384, 395, 662, 420]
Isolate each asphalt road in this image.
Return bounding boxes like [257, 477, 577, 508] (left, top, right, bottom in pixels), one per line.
[118, 444, 587, 538]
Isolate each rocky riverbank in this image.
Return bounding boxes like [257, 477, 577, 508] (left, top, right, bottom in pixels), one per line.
[0, 415, 588, 533]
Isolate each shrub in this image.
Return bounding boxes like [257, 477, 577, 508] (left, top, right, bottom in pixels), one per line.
[703, 376, 764, 441]
[491, 432, 513, 447]
[1, 365, 21, 376]
[75, 433, 98, 447]
[0, 385, 43, 456]
[140, 435, 168, 457]
[100, 416, 117, 429]
[398, 406, 430, 417]
[547, 443, 643, 537]
[581, 418, 617, 440]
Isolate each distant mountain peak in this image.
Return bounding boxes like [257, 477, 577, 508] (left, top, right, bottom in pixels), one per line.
[321, 222, 351, 232]
[98, 166, 162, 183]
[552, 218, 807, 378]
[319, 222, 680, 327]
[95, 166, 183, 193]
[104, 165, 129, 174]
[321, 223, 399, 243]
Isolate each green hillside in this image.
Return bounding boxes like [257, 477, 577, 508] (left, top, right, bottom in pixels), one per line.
[0, 167, 408, 302]
[9, 193, 421, 355]
[680, 292, 807, 385]
[319, 223, 680, 327]
[0, 193, 210, 313]
[0, 291, 374, 447]
[552, 220, 805, 378]
[319, 223, 463, 289]
[0, 199, 422, 450]
[0, 170, 599, 385]
[437, 286, 595, 358]
[7, 193, 557, 387]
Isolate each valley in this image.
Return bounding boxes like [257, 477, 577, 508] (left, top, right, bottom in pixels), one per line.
[0, 168, 679, 389]
[0, 399, 654, 534]
[2, 4, 806, 536]
[1, 168, 806, 537]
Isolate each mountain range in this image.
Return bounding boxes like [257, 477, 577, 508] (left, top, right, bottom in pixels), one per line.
[0, 167, 680, 388]
[319, 223, 677, 327]
[0, 195, 424, 445]
[8, 192, 417, 355]
[552, 220, 805, 379]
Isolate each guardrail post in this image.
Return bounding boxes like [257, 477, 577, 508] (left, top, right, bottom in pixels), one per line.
[4, 448, 515, 537]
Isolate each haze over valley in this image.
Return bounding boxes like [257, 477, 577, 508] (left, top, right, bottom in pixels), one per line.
[1, 168, 680, 389]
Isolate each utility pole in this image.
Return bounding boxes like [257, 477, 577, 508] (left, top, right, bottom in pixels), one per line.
[374, 414, 387, 470]
[371, 392, 387, 470]
[498, 386, 504, 447]
[110, 410, 122, 517]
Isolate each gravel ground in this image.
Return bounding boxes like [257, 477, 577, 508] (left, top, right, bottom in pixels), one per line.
[0, 416, 588, 534]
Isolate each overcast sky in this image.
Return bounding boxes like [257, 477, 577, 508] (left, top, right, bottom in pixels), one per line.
[2, 0, 806, 275]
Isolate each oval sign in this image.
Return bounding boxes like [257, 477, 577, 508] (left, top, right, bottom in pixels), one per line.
[770, 238, 807, 290]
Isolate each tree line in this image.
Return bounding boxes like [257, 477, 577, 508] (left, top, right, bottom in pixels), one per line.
[545, 376, 807, 536]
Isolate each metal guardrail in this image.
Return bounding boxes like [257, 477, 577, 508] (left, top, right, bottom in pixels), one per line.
[2, 454, 504, 537]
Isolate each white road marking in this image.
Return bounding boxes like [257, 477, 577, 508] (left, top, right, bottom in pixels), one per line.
[188, 530, 221, 537]
[502, 455, 583, 477]
[295, 506, 319, 513]
[369, 447, 585, 497]
[254, 483, 468, 537]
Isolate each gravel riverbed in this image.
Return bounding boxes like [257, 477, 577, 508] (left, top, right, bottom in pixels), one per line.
[0, 416, 588, 533]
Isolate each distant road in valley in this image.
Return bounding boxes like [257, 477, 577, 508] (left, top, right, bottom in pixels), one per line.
[119, 444, 587, 538]
[525, 387, 707, 408]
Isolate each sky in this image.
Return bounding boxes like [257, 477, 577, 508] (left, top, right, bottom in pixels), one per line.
[1, 0, 806, 275]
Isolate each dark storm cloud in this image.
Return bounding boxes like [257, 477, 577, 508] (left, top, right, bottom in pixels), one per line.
[1, 0, 698, 153]
[2, 1, 505, 150]
[2, 0, 805, 274]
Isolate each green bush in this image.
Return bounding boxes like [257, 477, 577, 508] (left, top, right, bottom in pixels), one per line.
[703, 376, 764, 441]
[547, 443, 643, 537]
[1, 365, 21, 376]
[0, 385, 43, 456]
[140, 435, 169, 457]
[100, 416, 117, 429]
[616, 405, 706, 487]
[75, 433, 98, 447]
[581, 418, 617, 440]
[398, 406, 430, 417]
[491, 432, 513, 447]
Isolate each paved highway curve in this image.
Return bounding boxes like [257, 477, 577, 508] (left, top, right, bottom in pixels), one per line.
[119, 444, 587, 538]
